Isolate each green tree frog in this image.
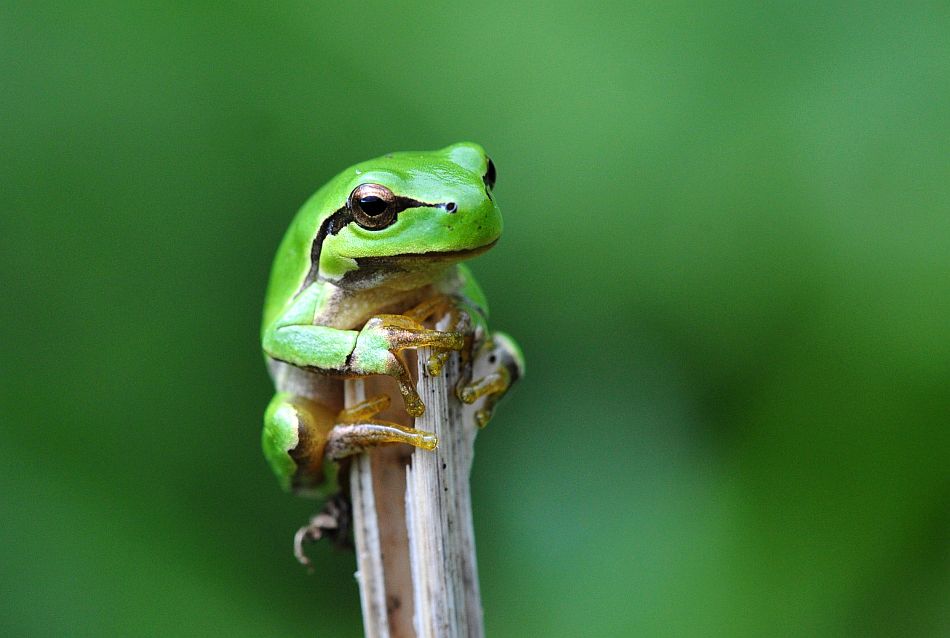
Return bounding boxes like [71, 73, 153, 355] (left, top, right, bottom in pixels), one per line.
[261, 142, 523, 501]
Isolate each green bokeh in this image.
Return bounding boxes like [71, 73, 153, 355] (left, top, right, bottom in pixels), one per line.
[2, 2, 947, 636]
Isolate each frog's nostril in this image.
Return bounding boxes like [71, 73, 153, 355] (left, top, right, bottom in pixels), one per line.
[445, 202, 458, 214]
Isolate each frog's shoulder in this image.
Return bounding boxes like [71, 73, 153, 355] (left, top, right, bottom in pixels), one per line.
[262, 186, 341, 330]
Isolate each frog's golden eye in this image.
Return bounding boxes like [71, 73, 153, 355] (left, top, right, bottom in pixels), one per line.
[484, 158, 497, 191]
[348, 184, 397, 230]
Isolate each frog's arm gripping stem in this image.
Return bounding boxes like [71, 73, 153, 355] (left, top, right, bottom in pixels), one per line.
[263, 291, 463, 416]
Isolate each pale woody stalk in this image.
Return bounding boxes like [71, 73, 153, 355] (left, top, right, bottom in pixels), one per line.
[348, 316, 485, 638]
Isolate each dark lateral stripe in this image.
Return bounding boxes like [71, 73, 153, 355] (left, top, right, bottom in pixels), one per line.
[297, 196, 444, 293]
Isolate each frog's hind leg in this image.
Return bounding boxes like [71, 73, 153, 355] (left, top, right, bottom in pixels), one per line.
[326, 394, 438, 459]
[294, 493, 351, 568]
[262, 392, 337, 495]
[264, 392, 439, 493]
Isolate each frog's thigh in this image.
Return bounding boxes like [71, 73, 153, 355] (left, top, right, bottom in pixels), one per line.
[262, 392, 335, 493]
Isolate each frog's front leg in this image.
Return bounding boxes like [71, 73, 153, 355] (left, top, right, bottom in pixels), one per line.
[458, 332, 525, 427]
[262, 392, 438, 496]
[263, 313, 464, 417]
[347, 314, 464, 416]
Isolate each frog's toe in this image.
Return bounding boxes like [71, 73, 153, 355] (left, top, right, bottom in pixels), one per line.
[403, 295, 455, 323]
[458, 369, 511, 405]
[456, 332, 524, 428]
[294, 493, 351, 569]
[457, 368, 511, 428]
[326, 422, 437, 459]
[337, 394, 391, 423]
[327, 407, 438, 459]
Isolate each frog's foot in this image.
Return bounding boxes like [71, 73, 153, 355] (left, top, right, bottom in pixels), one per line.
[326, 395, 438, 459]
[459, 369, 511, 428]
[457, 332, 525, 427]
[404, 296, 471, 376]
[294, 493, 351, 569]
[351, 315, 464, 417]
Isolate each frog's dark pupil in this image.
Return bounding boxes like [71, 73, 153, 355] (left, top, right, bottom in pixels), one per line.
[359, 195, 388, 216]
[484, 158, 497, 190]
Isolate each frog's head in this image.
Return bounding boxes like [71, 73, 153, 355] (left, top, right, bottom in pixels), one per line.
[299, 142, 502, 290]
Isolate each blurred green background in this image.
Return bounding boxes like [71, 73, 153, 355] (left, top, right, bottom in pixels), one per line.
[2, 2, 947, 636]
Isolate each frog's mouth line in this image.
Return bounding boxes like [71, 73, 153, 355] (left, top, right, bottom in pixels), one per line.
[334, 239, 498, 289]
[348, 239, 498, 266]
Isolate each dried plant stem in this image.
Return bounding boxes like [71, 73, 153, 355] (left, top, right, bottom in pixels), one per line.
[347, 378, 415, 638]
[406, 342, 483, 638]
[348, 423, 388, 637]
[347, 326, 484, 638]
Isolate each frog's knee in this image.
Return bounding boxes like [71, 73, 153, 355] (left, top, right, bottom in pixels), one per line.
[262, 393, 336, 495]
[491, 331, 525, 382]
